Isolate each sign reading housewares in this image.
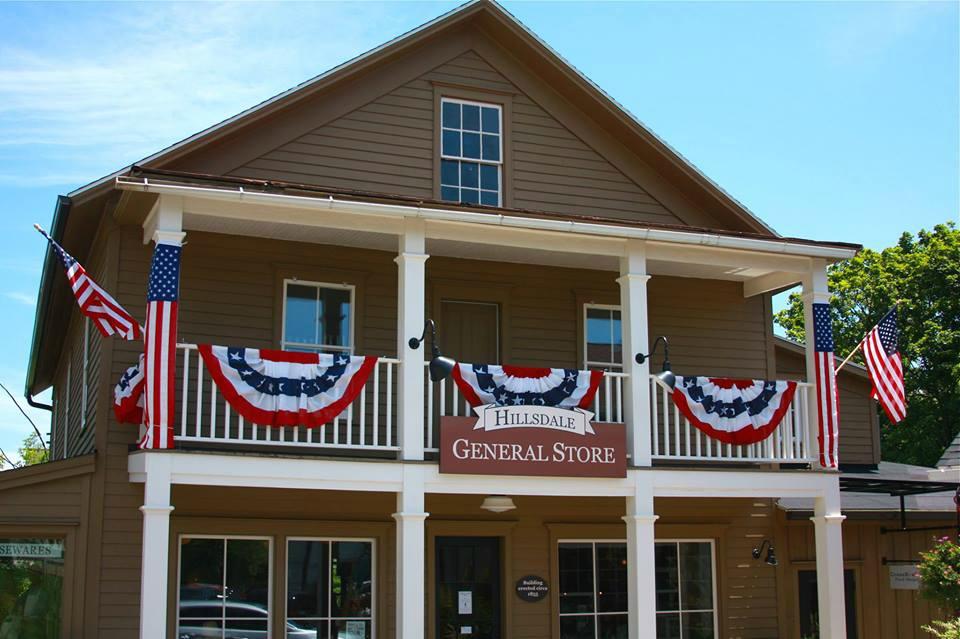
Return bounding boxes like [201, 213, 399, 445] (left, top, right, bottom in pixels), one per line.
[515, 575, 549, 602]
[888, 563, 920, 590]
[439, 404, 626, 478]
[0, 542, 63, 559]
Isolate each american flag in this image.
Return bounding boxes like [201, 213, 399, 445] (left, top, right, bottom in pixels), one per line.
[861, 308, 906, 423]
[812, 303, 839, 468]
[140, 241, 181, 450]
[35, 225, 142, 340]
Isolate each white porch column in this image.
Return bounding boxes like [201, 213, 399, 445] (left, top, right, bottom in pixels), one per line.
[393, 466, 428, 639]
[801, 259, 834, 468]
[812, 491, 847, 639]
[624, 478, 658, 639]
[139, 455, 173, 639]
[618, 240, 652, 466]
[396, 219, 428, 460]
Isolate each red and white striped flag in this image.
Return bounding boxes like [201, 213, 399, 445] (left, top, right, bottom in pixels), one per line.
[812, 303, 839, 468]
[35, 224, 142, 340]
[861, 309, 906, 423]
[139, 241, 181, 450]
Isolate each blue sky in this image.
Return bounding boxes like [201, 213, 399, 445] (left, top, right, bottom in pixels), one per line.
[0, 1, 957, 459]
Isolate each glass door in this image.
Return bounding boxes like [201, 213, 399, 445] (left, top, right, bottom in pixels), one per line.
[435, 536, 502, 639]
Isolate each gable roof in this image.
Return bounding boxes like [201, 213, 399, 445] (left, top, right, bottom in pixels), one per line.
[65, 0, 775, 235]
[937, 431, 960, 469]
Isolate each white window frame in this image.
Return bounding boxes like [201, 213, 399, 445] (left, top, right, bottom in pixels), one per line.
[583, 304, 623, 371]
[281, 279, 355, 354]
[557, 538, 719, 639]
[285, 536, 377, 639]
[440, 97, 503, 206]
[175, 534, 274, 639]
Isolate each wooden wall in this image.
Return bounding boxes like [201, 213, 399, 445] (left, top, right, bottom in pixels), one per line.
[776, 511, 955, 639]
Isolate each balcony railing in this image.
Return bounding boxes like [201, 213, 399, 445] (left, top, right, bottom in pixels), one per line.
[171, 344, 815, 464]
[174, 344, 400, 451]
[649, 377, 815, 463]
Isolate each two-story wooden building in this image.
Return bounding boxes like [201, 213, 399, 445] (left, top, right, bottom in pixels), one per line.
[6, 2, 953, 638]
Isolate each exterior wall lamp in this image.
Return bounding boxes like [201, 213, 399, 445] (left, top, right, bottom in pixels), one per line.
[752, 539, 778, 566]
[635, 335, 676, 389]
[480, 495, 516, 513]
[409, 319, 456, 382]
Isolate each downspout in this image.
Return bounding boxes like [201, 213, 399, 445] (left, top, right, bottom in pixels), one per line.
[26, 395, 52, 411]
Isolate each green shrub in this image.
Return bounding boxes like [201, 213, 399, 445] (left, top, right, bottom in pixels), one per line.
[918, 536, 960, 613]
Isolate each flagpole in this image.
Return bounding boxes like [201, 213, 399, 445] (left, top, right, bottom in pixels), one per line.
[834, 304, 899, 373]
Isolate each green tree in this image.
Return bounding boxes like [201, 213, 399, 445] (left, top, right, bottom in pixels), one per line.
[17, 433, 48, 467]
[775, 222, 960, 467]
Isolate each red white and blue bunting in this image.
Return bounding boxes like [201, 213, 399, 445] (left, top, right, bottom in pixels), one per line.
[453, 363, 603, 410]
[671, 376, 798, 445]
[198, 346, 378, 428]
[113, 355, 145, 425]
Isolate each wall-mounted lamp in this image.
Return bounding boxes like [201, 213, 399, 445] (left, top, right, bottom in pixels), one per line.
[480, 495, 516, 513]
[751, 539, 778, 566]
[408, 319, 455, 382]
[635, 335, 675, 389]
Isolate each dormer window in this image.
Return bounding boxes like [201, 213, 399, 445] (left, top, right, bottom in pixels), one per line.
[440, 97, 502, 206]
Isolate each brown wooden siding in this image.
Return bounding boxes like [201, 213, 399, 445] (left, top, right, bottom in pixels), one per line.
[775, 346, 880, 466]
[777, 512, 952, 639]
[229, 50, 683, 227]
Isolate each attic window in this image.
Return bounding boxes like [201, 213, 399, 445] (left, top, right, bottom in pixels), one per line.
[440, 97, 502, 206]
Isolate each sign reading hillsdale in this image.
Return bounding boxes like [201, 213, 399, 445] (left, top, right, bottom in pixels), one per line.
[440, 404, 626, 478]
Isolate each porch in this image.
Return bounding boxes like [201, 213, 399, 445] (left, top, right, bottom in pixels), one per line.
[117, 173, 842, 468]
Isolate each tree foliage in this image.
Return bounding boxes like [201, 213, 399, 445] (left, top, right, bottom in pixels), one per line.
[775, 222, 960, 467]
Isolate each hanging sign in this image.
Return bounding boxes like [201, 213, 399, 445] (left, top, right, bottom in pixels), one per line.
[515, 575, 549, 602]
[440, 405, 626, 478]
[888, 563, 920, 590]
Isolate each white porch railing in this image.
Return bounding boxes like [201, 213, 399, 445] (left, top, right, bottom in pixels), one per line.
[649, 376, 815, 463]
[174, 344, 400, 451]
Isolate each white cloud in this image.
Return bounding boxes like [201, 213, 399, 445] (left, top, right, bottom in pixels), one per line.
[824, 2, 954, 66]
[4, 292, 35, 307]
[0, 1, 428, 184]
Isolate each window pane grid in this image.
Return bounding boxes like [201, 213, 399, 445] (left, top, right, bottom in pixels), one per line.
[440, 98, 502, 206]
[584, 305, 623, 370]
[283, 280, 354, 353]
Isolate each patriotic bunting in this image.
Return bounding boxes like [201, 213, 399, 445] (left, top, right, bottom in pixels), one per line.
[114, 355, 145, 425]
[197, 346, 378, 427]
[452, 363, 603, 409]
[671, 376, 798, 445]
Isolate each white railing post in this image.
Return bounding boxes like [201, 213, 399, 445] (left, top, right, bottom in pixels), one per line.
[802, 259, 835, 468]
[618, 240, 652, 466]
[396, 219, 428, 461]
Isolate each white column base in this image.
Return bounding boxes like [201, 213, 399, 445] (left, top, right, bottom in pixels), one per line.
[395, 467, 427, 638]
[812, 499, 847, 639]
[139, 458, 173, 639]
[625, 484, 658, 639]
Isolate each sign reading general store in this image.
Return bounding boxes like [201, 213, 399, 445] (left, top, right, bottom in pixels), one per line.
[439, 405, 626, 478]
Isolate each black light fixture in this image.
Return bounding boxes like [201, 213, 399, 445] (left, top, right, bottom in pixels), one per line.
[752, 539, 778, 566]
[409, 319, 455, 382]
[634, 335, 676, 390]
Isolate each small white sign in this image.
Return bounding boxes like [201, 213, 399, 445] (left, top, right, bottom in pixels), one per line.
[460, 626, 473, 635]
[344, 620, 365, 638]
[473, 404, 596, 435]
[458, 590, 473, 615]
[888, 564, 920, 590]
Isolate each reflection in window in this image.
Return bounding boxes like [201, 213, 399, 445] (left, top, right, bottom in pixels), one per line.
[798, 569, 858, 639]
[440, 98, 502, 206]
[0, 539, 64, 639]
[287, 539, 373, 639]
[177, 537, 271, 639]
[283, 281, 353, 354]
[584, 306, 623, 371]
[559, 540, 716, 639]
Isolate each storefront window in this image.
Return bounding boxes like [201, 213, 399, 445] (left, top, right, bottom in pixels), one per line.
[286, 539, 373, 639]
[797, 569, 858, 639]
[0, 538, 64, 639]
[558, 540, 716, 639]
[177, 536, 271, 639]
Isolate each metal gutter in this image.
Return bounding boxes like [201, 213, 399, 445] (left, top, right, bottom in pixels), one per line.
[25, 195, 71, 397]
[115, 177, 860, 260]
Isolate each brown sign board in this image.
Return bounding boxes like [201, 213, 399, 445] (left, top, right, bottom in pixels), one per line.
[439, 406, 626, 478]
